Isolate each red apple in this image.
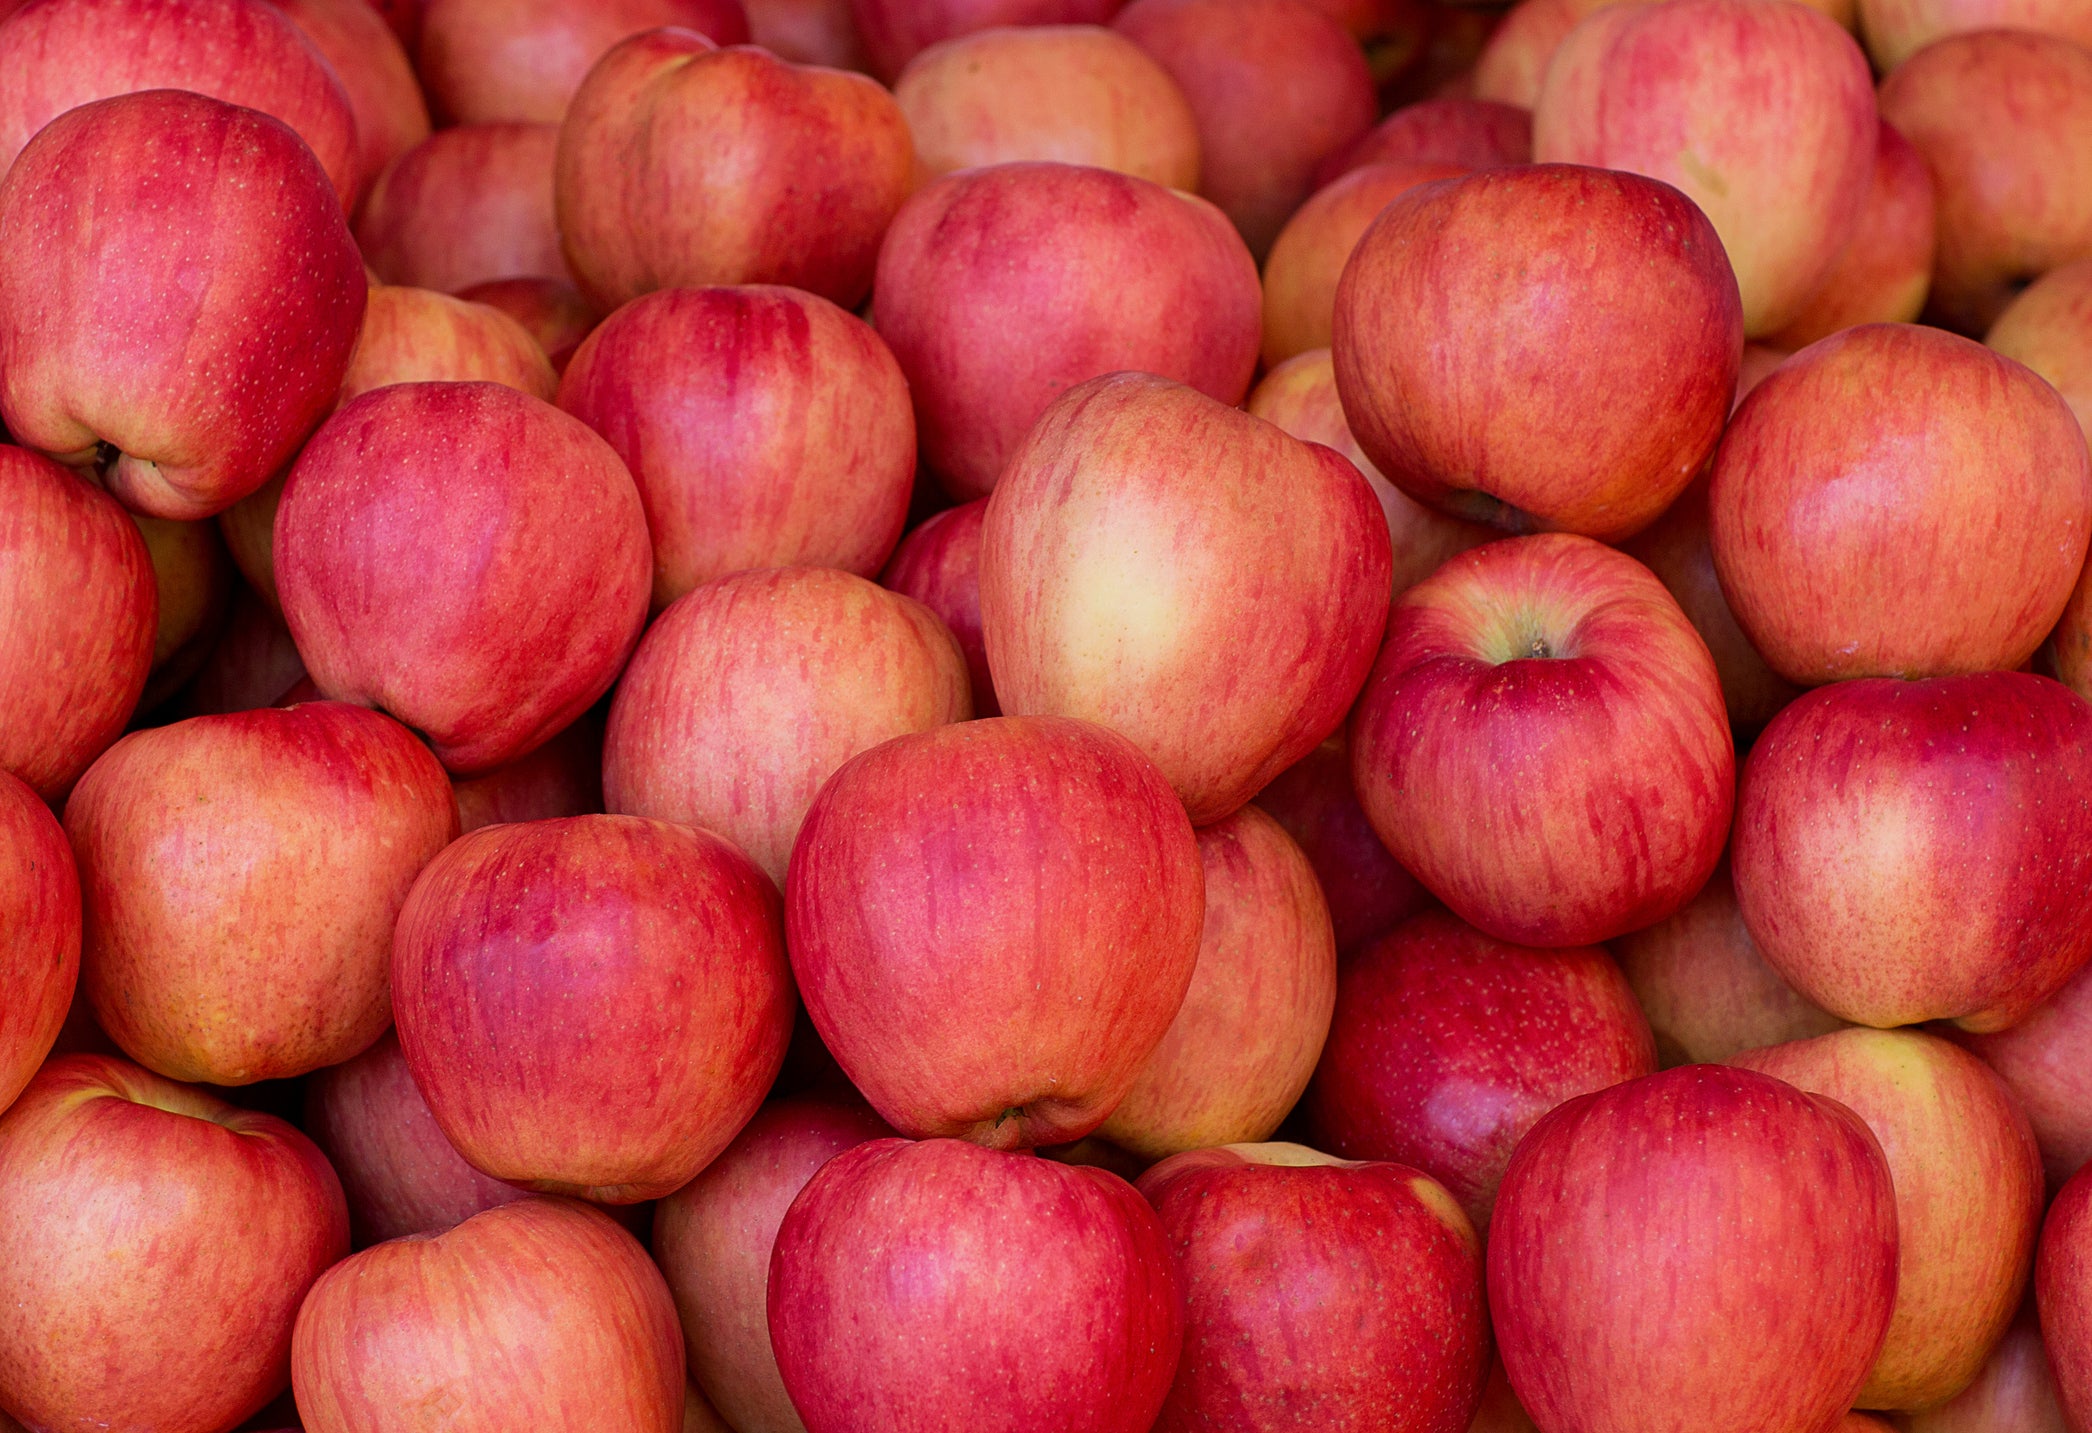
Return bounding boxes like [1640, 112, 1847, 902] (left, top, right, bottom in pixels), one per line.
[880, 499, 999, 719]
[0, 90, 366, 521]
[558, 286, 915, 605]
[1307, 909, 1656, 1228]
[981, 373, 1392, 823]
[1765, 119, 1937, 351]
[786, 716, 1204, 1148]
[1989, 258, 2092, 436]
[1140, 1143, 1488, 1433]
[0, 1054, 348, 1432]
[1861, 0, 2092, 68]
[1708, 324, 2091, 684]
[1251, 736, 1432, 956]
[1115, 0, 1378, 258]
[131, 514, 235, 714]
[393, 815, 793, 1202]
[356, 123, 570, 293]
[292, 1197, 685, 1432]
[0, 769, 77, 1114]
[0, 446, 155, 801]
[2035, 1162, 2092, 1429]
[457, 275, 598, 373]
[872, 161, 1261, 501]
[747, 0, 869, 68]
[1958, 959, 2092, 1191]
[368, 0, 424, 47]
[1351, 533, 1734, 947]
[1903, 1303, 2068, 1433]
[451, 709, 605, 832]
[653, 1096, 895, 1433]
[1469, 1357, 1541, 1433]
[1317, 95, 1532, 184]
[271, 0, 431, 205]
[769, 1137, 1182, 1433]
[1733, 672, 2092, 1032]
[275, 381, 652, 774]
[1100, 806, 1337, 1159]
[66, 701, 456, 1085]
[605, 567, 970, 886]
[851, 0, 1124, 80]
[556, 31, 913, 312]
[1475, 0, 1581, 107]
[170, 587, 309, 718]
[1332, 164, 1742, 542]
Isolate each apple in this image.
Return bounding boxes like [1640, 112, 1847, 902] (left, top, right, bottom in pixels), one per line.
[1879, 31, 2092, 334]
[685, 1384, 735, 1433]
[1472, 0, 1579, 108]
[452, 709, 605, 832]
[130, 514, 235, 715]
[1306, 909, 1656, 1228]
[1333, 164, 1742, 542]
[1469, 1357, 1540, 1433]
[271, 0, 431, 205]
[1957, 959, 2092, 1192]
[457, 275, 598, 373]
[872, 161, 1261, 501]
[65, 700, 456, 1085]
[1100, 806, 1337, 1160]
[0, 90, 366, 521]
[1140, 1143, 1488, 1433]
[1733, 672, 2092, 1032]
[170, 587, 308, 718]
[747, 0, 869, 68]
[1115, 0, 1378, 259]
[1316, 95, 1531, 184]
[556, 30, 913, 313]
[879, 500, 999, 719]
[1733, 1029, 2043, 1410]
[0, 1054, 348, 1433]
[2036, 1163, 2092, 1430]
[1532, 0, 1877, 337]
[1251, 736, 1432, 957]
[558, 286, 915, 606]
[356, 123, 570, 293]
[416, 0, 750, 124]
[1490, 1065, 1899, 1433]
[0, 446, 155, 801]
[1989, 259, 2092, 436]
[292, 1197, 685, 1433]
[1350, 533, 1734, 947]
[1708, 324, 2091, 684]
[786, 716, 1204, 1149]
[896, 24, 1199, 189]
[653, 1095, 895, 1433]
[1860, 0, 2092, 82]
[0, 769, 77, 1114]
[981, 372, 1392, 824]
[1765, 120, 1937, 351]
[275, 381, 652, 774]
[851, 0, 1125, 80]
[368, 0, 424, 47]
[1901, 1303, 2068, 1433]
[768, 1137, 1182, 1433]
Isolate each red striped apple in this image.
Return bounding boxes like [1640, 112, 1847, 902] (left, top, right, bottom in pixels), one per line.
[271, 0, 430, 204]
[0, 769, 77, 1113]
[1251, 735, 1432, 957]
[851, 0, 1124, 79]
[1316, 96, 1531, 183]
[1764, 120, 1937, 351]
[880, 500, 998, 718]
[356, 123, 569, 293]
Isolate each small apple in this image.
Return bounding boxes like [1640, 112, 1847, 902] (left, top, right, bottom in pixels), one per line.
[456, 276, 597, 374]
[356, 123, 570, 293]
[879, 500, 999, 719]
[0, 768, 78, 1114]
[1316, 95, 1531, 184]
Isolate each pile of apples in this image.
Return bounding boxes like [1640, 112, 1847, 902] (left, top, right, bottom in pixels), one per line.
[7, 0, 2092, 1429]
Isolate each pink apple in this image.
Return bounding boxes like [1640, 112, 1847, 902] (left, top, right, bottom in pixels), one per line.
[0, 89, 366, 520]
[880, 500, 999, 719]
[769, 1137, 1182, 1433]
[275, 381, 652, 774]
[558, 286, 915, 605]
[1902, 1303, 2068, 1433]
[747, 0, 869, 68]
[981, 372, 1392, 823]
[0, 1054, 348, 1432]
[851, 0, 1124, 80]
[368, 0, 423, 47]
[356, 123, 570, 293]
[270, 0, 431, 204]
[0, 768, 77, 1114]
[1765, 120, 1937, 351]
[1251, 736, 1432, 956]
[1316, 95, 1531, 184]
[785, 716, 1204, 1148]
[170, 587, 308, 718]
[1140, 1143, 1488, 1433]
[1863, 0, 2092, 94]
[1472, 0, 1578, 108]
[130, 514, 235, 713]
[1958, 958, 2092, 1191]
[457, 276, 597, 374]
[451, 709, 605, 832]
[872, 161, 1261, 500]
[2035, 1162, 2092, 1429]
[1989, 258, 2092, 436]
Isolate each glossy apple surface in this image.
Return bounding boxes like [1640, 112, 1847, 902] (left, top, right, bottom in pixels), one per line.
[356, 123, 569, 293]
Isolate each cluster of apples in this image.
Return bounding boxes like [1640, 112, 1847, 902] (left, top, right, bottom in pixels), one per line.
[5, 0, 2092, 1430]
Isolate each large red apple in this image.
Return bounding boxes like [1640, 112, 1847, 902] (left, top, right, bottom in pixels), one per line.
[0, 89, 366, 521]
[271, 0, 431, 204]
[1317, 96, 1531, 183]
[1988, 259, 2092, 436]
[275, 381, 651, 774]
[769, 1138, 1182, 1433]
[2037, 1163, 2092, 1431]
[1764, 120, 1937, 351]
[1902, 1304, 2068, 1433]
[874, 162, 1260, 501]
[0, 769, 77, 1114]
[558, 286, 915, 605]
[880, 499, 999, 718]
[356, 123, 570, 293]
[851, 0, 1124, 80]
[981, 372, 1392, 824]
[1732, 672, 2092, 1032]
[1140, 1143, 1488, 1433]
[1251, 735, 1432, 957]
[1350, 533, 1734, 948]
[0, 1054, 348, 1433]
[786, 716, 1203, 1149]
[1958, 958, 2092, 1191]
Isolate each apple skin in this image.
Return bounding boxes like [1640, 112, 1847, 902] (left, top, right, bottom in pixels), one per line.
[1879, 31, 2092, 335]
[65, 701, 457, 1086]
[0, 90, 366, 522]
[1469, 1357, 1540, 1433]
[1532, 0, 1876, 338]
[1350, 533, 1734, 948]
[1316, 96, 1531, 185]
[786, 716, 1204, 1149]
[1764, 120, 1937, 352]
[850, 0, 1124, 80]
[0, 447, 155, 801]
[872, 162, 1261, 501]
[556, 31, 913, 314]
[896, 24, 1200, 189]
[1958, 959, 2092, 1192]
[131, 513, 235, 713]
[1732, 672, 2092, 1033]
[452, 708, 604, 832]
[1473, 0, 1578, 108]
[291, 1197, 685, 1433]
[880, 499, 999, 719]
[1140, 1143, 1488, 1433]
[653, 1096, 895, 1433]
[417, 0, 749, 125]
[1252, 736, 1432, 957]
[0, 1054, 349, 1433]
[0, 768, 78, 1115]
[1333, 164, 1742, 543]
[1989, 258, 2092, 436]
[747, 0, 869, 68]
[558, 285, 915, 606]
[1902, 1303, 2068, 1433]
[1101, 806, 1338, 1160]
[2035, 1163, 2092, 1432]
[768, 1137, 1183, 1433]
[275, 381, 652, 775]
[1306, 909, 1656, 1230]
[1860, 0, 2092, 69]
[170, 587, 307, 719]
[271, 0, 431, 205]
[605, 567, 971, 886]
[1490, 1064, 1899, 1433]
[458, 276, 597, 374]
[981, 372, 1393, 824]
[356, 123, 570, 293]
